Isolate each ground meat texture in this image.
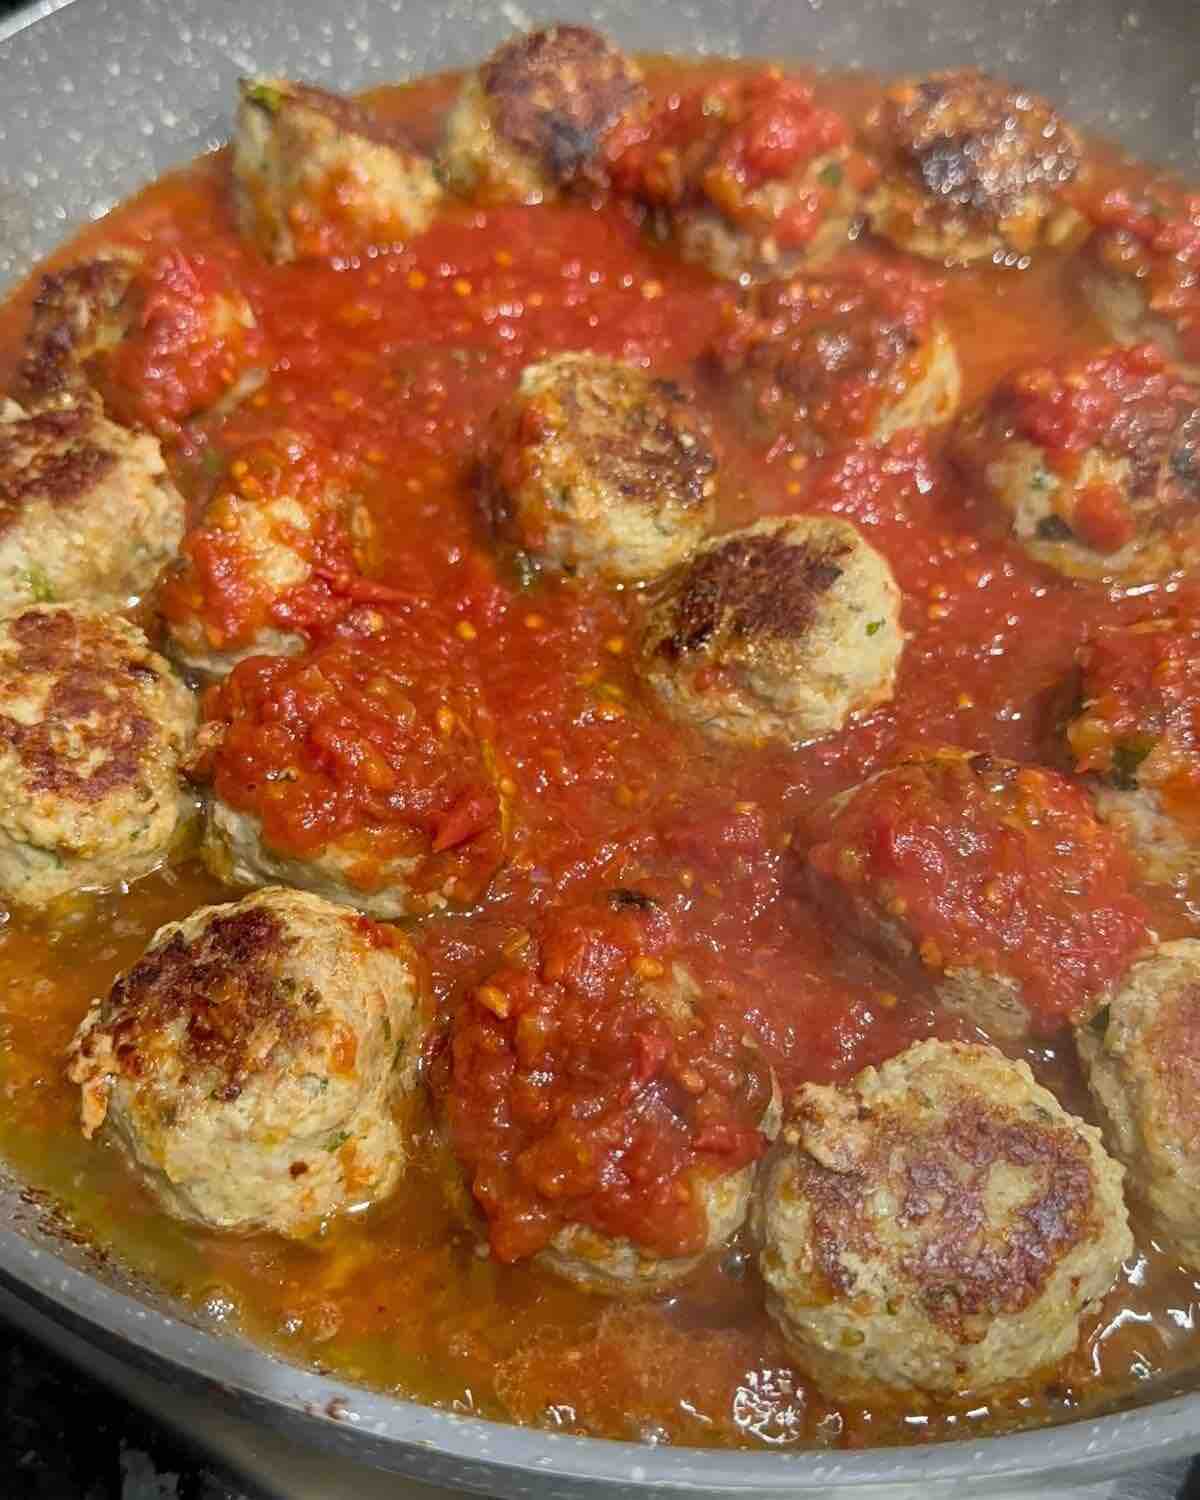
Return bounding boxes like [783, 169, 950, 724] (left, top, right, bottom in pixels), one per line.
[637, 515, 902, 746]
[752, 1040, 1131, 1397]
[1082, 192, 1200, 379]
[0, 605, 196, 908]
[158, 435, 373, 679]
[1079, 941, 1200, 1272]
[1067, 616, 1200, 891]
[805, 747, 1153, 1037]
[438, 897, 776, 1287]
[479, 354, 718, 584]
[192, 626, 505, 919]
[65, 887, 426, 1236]
[611, 71, 874, 283]
[0, 399, 185, 613]
[705, 263, 960, 456]
[866, 70, 1085, 265]
[439, 25, 647, 204]
[950, 345, 1200, 583]
[16, 251, 263, 433]
[232, 78, 443, 265]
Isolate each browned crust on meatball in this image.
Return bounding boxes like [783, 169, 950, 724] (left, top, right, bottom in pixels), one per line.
[16, 258, 138, 404]
[654, 528, 851, 661]
[246, 79, 424, 155]
[0, 607, 162, 804]
[478, 25, 645, 189]
[0, 408, 118, 530]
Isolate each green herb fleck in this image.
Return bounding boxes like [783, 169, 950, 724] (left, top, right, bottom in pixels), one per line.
[245, 80, 285, 113]
[819, 161, 844, 189]
[1088, 1004, 1111, 1038]
[1111, 736, 1156, 790]
[324, 1130, 351, 1153]
[382, 1016, 392, 1044]
[511, 550, 539, 591]
[1030, 467, 1053, 492]
[25, 567, 55, 603]
[1035, 513, 1074, 542]
[865, 619, 884, 637]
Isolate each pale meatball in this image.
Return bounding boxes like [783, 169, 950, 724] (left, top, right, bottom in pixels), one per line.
[753, 1040, 1131, 1397]
[66, 887, 426, 1236]
[0, 605, 196, 908]
[440, 25, 646, 204]
[637, 515, 902, 746]
[805, 747, 1153, 1038]
[950, 345, 1200, 582]
[1079, 941, 1200, 1271]
[867, 70, 1085, 265]
[706, 267, 960, 456]
[0, 400, 185, 613]
[233, 78, 443, 264]
[480, 354, 718, 584]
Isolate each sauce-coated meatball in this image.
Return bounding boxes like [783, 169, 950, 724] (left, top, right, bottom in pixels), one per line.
[0, 399, 185, 613]
[753, 1040, 1131, 1396]
[233, 78, 443, 264]
[950, 344, 1200, 582]
[480, 353, 718, 584]
[0, 605, 196, 908]
[806, 747, 1152, 1037]
[867, 70, 1084, 265]
[192, 628, 506, 919]
[440, 25, 647, 204]
[705, 263, 960, 456]
[67, 887, 427, 1236]
[1079, 940, 1200, 1272]
[637, 515, 902, 746]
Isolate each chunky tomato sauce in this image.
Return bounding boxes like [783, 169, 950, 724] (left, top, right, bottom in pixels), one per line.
[2, 58, 1200, 1452]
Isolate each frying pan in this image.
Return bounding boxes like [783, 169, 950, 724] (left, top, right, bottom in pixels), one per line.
[1, 0, 1199, 1493]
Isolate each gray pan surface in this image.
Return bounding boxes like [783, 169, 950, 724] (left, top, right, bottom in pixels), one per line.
[1, 0, 1199, 1493]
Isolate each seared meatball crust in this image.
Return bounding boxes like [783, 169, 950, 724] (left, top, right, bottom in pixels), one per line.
[0, 400, 185, 613]
[67, 887, 427, 1237]
[806, 747, 1152, 1038]
[440, 25, 647, 204]
[638, 515, 903, 746]
[0, 605, 196, 908]
[753, 1040, 1131, 1397]
[867, 69, 1085, 265]
[233, 77, 443, 264]
[951, 344, 1200, 583]
[480, 353, 718, 584]
[706, 264, 960, 456]
[15, 255, 140, 410]
[1079, 940, 1200, 1271]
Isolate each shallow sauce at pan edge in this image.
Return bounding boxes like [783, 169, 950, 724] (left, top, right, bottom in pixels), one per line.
[0, 57, 1199, 1451]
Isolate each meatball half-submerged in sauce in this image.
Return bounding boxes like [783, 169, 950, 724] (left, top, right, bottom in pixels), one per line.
[440, 25, 647, 204]
[705, 261, 960, 457]
[951, 344, 1200, 583]
[480, 353, 718, 584]
[806, 747, 1152, 1038]
[866, 69, 1085, 265]
[192, 623, 505, 918]
[753, 1040, 1131, 1396]
[0, 605, 196, 908]
[67, 887, 427, 1237]
[638, 515, 903, 746]
[439, 894, 777, 1292]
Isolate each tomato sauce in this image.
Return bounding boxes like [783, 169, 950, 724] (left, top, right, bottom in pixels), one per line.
[2, 58, 1200, 1452]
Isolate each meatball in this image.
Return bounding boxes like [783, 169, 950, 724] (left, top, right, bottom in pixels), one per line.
[805, 747, 1152, 1038]
[612, 72, 872, 283]
[440, 895, 778, 1291]
[950, 344, 1200, 582]
[1079, 940, 1200, 1271]
[439, 25, 646, 204]
[193, 630, 506, 919]
[866, 70, 1085, 265]
[0, 605, 196, 908]
[233, 78, 443, 264]
[158, 437, 372, 678]
[752, 1040, 1131, 1397]
[16, 251, 263, 431]
[637, 515, 902, 746]
[1067, 616, 1200, 891]
[1082, 192, 1200, 379]
[705, 264, 960, 456]
[66, 887, 426, 1236]
[0, 399, 185, 613]
[479, 354, 718, 583]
